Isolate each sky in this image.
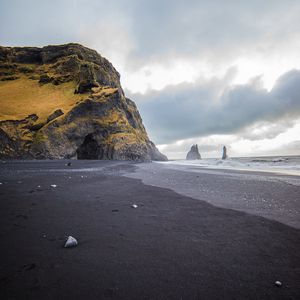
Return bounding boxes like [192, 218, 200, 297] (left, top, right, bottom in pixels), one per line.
[1, 0, 300, 158]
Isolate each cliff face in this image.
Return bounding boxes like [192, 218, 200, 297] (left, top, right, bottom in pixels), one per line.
[0, 43, 167, 161]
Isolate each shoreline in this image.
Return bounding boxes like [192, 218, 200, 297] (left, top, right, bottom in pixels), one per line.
[155, 159, 300, 177]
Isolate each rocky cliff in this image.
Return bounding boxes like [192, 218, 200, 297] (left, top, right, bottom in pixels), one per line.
[0, 43, 167, 161]
[186, 144, 201, 160]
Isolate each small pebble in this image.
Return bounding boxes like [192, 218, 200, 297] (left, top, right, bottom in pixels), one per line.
[0, 182, 2, 185]
[23, 263, 36, 271]
[275, 281, 282, 287]
[37, 185, 41, 188]
[50, 184, 57, 188]
[131, 204, 138, 209]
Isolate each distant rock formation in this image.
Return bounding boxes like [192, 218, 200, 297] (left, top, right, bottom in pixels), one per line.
[0, 43, 167, 161]
[222, 146, 227, 160]
[186, 144, 201, 160]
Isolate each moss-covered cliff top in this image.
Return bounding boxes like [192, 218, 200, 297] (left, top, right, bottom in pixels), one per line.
[0, 43, 123, 120]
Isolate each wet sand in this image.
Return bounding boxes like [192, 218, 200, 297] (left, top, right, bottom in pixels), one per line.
[0, 160, 299, 299]
[127, 162, 300, 229]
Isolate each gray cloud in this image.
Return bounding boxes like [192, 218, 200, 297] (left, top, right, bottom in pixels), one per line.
[126, 0, 300, 67]
[129, 69, 300, 144]
[240, 120, 297, 141]
[281, 140, 300, 155]
[1, 0, 300, 69]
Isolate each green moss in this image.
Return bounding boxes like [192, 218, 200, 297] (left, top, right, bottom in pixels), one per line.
[33, 132, 47, 143]
[18, 66, 34, 73]
[0, 76, 19, 81]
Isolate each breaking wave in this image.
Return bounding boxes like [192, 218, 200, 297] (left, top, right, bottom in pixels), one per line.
[157, 156, 300, 176]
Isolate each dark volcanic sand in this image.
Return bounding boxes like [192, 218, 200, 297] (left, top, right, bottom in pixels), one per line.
[0, 160, 299, 300]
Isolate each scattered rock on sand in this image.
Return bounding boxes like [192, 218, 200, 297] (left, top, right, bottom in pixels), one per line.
[64, 236, 78, 248]
[275, 281, 282, 287]
[16, 214, 28, 219]
[50, 184, 57, 188]
[131, 204, 138, 208]
[23, 263, 36, 271]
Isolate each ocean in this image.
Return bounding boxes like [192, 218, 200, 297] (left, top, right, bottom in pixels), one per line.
[157, 155, 300, 176]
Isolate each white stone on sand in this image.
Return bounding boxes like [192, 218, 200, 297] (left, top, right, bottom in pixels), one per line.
[64, 236, 78, 248]
[275, 281, 282, 287]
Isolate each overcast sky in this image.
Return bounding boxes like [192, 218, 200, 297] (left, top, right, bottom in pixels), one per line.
[1, 0, 300, 158]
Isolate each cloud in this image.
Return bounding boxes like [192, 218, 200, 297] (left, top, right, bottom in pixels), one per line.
[129, 69, 300, 144]
[239, 120, 297, 141]
[78, 16, 136, 68]
[121, 0, 300, 69]
[2, 1, 300, 65]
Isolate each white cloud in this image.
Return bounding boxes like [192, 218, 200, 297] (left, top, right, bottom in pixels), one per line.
[130, 69, 300, 158]
[231, 121, 300, 157]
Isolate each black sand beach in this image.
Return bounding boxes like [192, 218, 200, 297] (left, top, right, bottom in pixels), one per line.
[0, 160, 299, 299]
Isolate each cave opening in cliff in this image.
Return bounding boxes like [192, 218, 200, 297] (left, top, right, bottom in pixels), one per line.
[77, 134, 101, 159]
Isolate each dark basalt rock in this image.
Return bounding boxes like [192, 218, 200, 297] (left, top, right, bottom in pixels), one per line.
[186, 144, 201, 160]
[47, 109, 64, 123]
[222, 146, 227, 160]
[0, 128, 18, 158]
[0, 114, 39, 158]
[39, 74, 53, 84]
[29, 90, 167, 161]
[0, 43, 167, 161]
[1, 76, 19, 81]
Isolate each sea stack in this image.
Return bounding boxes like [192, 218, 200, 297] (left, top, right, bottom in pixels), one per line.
[186, 144, 201, 160]
[222, 146, 227, 160]
[0, 43, 167, 161]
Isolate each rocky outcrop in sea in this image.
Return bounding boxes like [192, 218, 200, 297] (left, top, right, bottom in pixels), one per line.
[186, 144, 201, 160]
[222, 146, 227, 160]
